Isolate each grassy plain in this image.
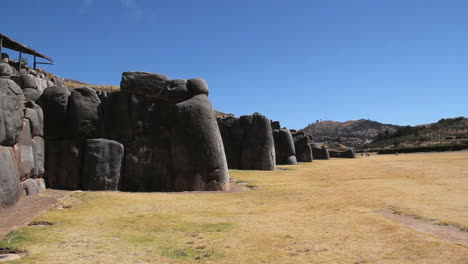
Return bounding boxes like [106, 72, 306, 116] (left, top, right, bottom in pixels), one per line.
[1, 151, 467, 263]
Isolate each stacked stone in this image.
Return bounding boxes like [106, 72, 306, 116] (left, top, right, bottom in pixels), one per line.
[292, 131, 313, 162]
[37, 72, 229, 192]
[270, 121, 297, 165]
[0, 78, 46, 208]
[217, 113, 276, 171]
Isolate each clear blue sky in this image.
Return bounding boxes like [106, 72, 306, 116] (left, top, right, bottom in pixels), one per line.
[2, 0, 467, 129]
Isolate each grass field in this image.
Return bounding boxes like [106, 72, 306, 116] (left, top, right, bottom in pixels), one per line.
[1, 151, 467, 263]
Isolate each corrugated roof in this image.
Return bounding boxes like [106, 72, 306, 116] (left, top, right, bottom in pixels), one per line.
[0, 33, 54, 63]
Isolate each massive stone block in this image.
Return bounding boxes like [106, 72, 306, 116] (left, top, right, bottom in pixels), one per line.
[100, 91, 133, 142]
[24, 101, 44, 137]
[217, 116, 244, 169]
[240, 113, 276, 170]
[45, 140, 82, 190]
[0, 79, 24, 146]
[32, 136, 45, 178]
[67, 87, 101, 139]
[168, 94, 229, 191]
[294, 133, 313, 162]
[13, 119, 35, 180]
[128, 94, 162, 135]
[37, 86, 70, 139]
[329, 148, 357, 158]
[0, 147, 22, 208]
[311, 143, 330, 160]
[122, 133, 173, 192]
[82, 139, 124, 191]
[273, 128, 297, 165]
[21, 178, 46, 196]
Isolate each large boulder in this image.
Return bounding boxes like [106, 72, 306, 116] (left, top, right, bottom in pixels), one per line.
[329, 147, 357, 158]
[187, 78, 209, 96]
[13, 119, 35, 180]
[0, 79, 24, 146]
[37, 86, 70, 139]
[311, 143, 330, 160]
[67, 87, 101, 139]
[100, 91, 133, 142]
[21, 178, 46, 196]
[122, 133, 173, 192]
[273, 128, 297, 165]
[0, 147, 22, 208]
[82, 139, 124, 191]
[294, 133, 313, 162]
[239, 113, 276, 170]
[45, 140, 82, 190]
[168, 94, 229, 191]
[121, 72, 192, 103]
[32, 136, 45, 177]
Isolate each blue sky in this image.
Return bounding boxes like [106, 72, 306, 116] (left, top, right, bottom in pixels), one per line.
[2, 0, 467, 129]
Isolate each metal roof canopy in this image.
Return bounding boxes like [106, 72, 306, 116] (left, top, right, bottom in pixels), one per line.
[0, 33, 55, 70]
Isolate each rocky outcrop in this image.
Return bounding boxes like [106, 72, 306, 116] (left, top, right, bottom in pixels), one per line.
[273, 128, 297, 165]
[218, 113, 276, 170]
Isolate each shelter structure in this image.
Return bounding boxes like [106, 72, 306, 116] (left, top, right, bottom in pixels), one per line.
[0, 33, 54, 71]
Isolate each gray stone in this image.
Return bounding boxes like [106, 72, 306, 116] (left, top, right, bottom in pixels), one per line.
[271, 121, 281, 130]
[100, 91, 133, 142]
[82, 139, 124, 191]
[128, 94, 162, 135]
[32, 136, 45, 177]
[23, 88, 42, 101]
[21, 178, 45, 196]
[22, 74, 39, 90]
[37, 86, 70, 139]
[239, 113, 276, 170]
[122, 133, 173, 192]
[120, 72, 169, 98]
[311, 143, 330, 160]
[0, 79, 24, 146]
[329, 148, 357, 158]
[25, 101, 44, 137]
[0, 147, 22, 208]
[217, 116, 244, 169]
[273, 128, 297, 165]
[187, 78, 209, 96]
[294, 135, 313, 162]
[45, 140, 82, 190]
[13, 119, 35, 180]
[168, 94, 229, 191]
[67, 87, 101, 139]
[121, 72, 192, 103]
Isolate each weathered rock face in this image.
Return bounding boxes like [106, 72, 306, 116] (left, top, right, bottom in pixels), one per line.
[311, 143, 330, 160]
[218, 113, 276, 171]
[45, 140, 82, 190]
[0, 147, 22, 208]
[168, 95, 229, 191]
[25, 101, 44, 137]
[32, 136, 45, 177]
[67, 87, 101, 139]
[0, 79, 24, 146]
[37, 86, 70, 139]
[82, 139, 124, 191]
[293, 132, 313, 162]
[273, 128, 297, 165]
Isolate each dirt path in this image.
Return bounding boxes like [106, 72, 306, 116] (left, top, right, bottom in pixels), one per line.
[0, 190, 71, 240]
[378, 210, 468, 247]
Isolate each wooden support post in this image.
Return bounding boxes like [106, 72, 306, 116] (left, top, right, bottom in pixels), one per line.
[34, 55, 37, 70]
[0, 36, 3, 56]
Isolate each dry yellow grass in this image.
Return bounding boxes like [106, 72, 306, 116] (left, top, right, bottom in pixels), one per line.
[1, 151, 467, 263]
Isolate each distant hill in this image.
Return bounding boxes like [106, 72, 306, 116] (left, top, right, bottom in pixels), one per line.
[300, 119, 400, 146]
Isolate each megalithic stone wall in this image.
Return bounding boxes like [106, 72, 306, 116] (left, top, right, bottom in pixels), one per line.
[311, 143, 330, 160]
[292, 131, 313, 162]
[273, 128, 298, 165]
[0, 78, 46, 208]
[37, 72, 229, 192]
[217, 113, 276, 171]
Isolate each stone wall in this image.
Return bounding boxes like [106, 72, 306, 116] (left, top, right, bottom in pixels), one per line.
[37, 72, 229, 192]
[0, 78, 46, 208]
